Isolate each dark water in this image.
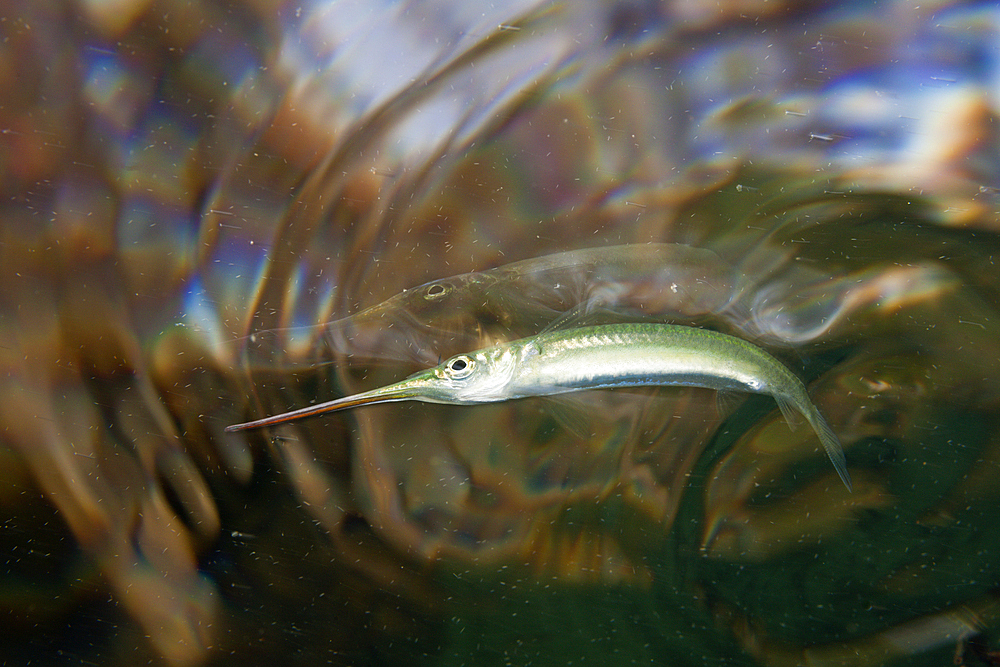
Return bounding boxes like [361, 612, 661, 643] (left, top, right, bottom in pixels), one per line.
[2, 1, 1000, 665]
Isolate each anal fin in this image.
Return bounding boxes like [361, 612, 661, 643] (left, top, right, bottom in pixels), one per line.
[715, 390, 746, 421]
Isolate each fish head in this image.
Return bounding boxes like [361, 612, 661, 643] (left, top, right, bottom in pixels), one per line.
[407, 344, 518, 405]
[322, 272, 509, 364]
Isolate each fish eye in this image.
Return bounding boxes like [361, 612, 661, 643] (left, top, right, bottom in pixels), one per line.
[446, 355, 474, 378]
[425, 283, 451, 300]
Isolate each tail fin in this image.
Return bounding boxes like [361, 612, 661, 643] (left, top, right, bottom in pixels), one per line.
[776, 395, 852, 491]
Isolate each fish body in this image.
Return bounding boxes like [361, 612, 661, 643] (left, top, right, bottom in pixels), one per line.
[228, 323, 851, 490]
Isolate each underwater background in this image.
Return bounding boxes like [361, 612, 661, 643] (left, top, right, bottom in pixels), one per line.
[2, 0, 1000, 665]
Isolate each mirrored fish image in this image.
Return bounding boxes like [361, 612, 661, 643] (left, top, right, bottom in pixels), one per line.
[241, 242, 737, 369]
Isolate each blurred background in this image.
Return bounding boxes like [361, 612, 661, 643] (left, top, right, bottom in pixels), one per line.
[2, 0, 1000, 665]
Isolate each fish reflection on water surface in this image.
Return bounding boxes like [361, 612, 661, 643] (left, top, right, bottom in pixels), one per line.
[243, 242, 737, 369]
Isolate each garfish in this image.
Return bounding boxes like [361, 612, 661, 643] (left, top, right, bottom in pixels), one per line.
[227, 323, 852, 490]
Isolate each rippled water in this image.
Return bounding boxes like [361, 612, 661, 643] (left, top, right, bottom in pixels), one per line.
[3, 1, 1000, 665]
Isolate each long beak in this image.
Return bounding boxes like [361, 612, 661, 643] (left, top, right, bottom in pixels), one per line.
[225, 372, 435, 432]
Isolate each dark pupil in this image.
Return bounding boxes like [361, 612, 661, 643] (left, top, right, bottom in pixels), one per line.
[427, 284, 446, 296]
[450, 358, 467, 371]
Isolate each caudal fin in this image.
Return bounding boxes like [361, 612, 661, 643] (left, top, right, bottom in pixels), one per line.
[776, 395, 852, 491]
